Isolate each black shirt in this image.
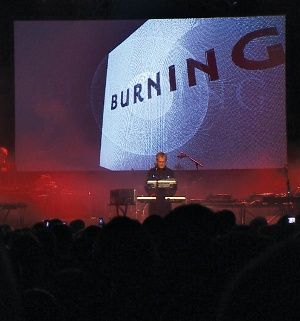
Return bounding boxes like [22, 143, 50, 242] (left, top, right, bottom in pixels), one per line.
[145, 166, 177, 196]
[144, 166, 177, 216]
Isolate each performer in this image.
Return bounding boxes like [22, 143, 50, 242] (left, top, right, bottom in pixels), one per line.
[145, 152, 177, 217]
[0, 146, 9, 173]
[0, 146, 11, 188]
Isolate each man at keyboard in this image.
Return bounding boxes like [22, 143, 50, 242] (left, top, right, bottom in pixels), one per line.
[145, 152, 177, 217]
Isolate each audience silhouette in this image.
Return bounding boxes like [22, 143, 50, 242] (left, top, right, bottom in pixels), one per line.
[0, 204, 299, 321]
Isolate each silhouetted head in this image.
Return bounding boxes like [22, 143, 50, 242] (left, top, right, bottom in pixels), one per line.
[69, 219, 85, 234]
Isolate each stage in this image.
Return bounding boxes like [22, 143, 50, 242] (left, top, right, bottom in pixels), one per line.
[1, 166, 300, 228]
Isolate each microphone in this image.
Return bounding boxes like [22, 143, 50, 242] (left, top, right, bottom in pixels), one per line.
[177, 152, 186, 159]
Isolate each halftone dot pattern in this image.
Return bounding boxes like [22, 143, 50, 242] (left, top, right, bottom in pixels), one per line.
[95, 17, 286, 170]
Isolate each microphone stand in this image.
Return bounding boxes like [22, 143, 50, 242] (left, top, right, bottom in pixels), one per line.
[284, 165, 291, 196]
[178, 152, 204, 170]
[283, 165, 295, 217]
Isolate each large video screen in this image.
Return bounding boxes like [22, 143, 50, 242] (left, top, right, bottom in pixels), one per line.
[14, 17, 286, 171]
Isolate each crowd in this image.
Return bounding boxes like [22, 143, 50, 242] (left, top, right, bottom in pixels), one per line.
[0, 203, 300, 321]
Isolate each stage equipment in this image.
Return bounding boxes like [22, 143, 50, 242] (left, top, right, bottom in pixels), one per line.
[136, 195, 186, 219]
[0, 202, 27, 225]
[205, 193, 235, 203]
[191, 192, 300, 225]
[146, 179, 177, 189]
[136, 196, 186, 203]
[109, 189, 136, 216]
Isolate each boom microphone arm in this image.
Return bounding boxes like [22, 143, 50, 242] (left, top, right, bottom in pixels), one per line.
[177, 152, 204, 170]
